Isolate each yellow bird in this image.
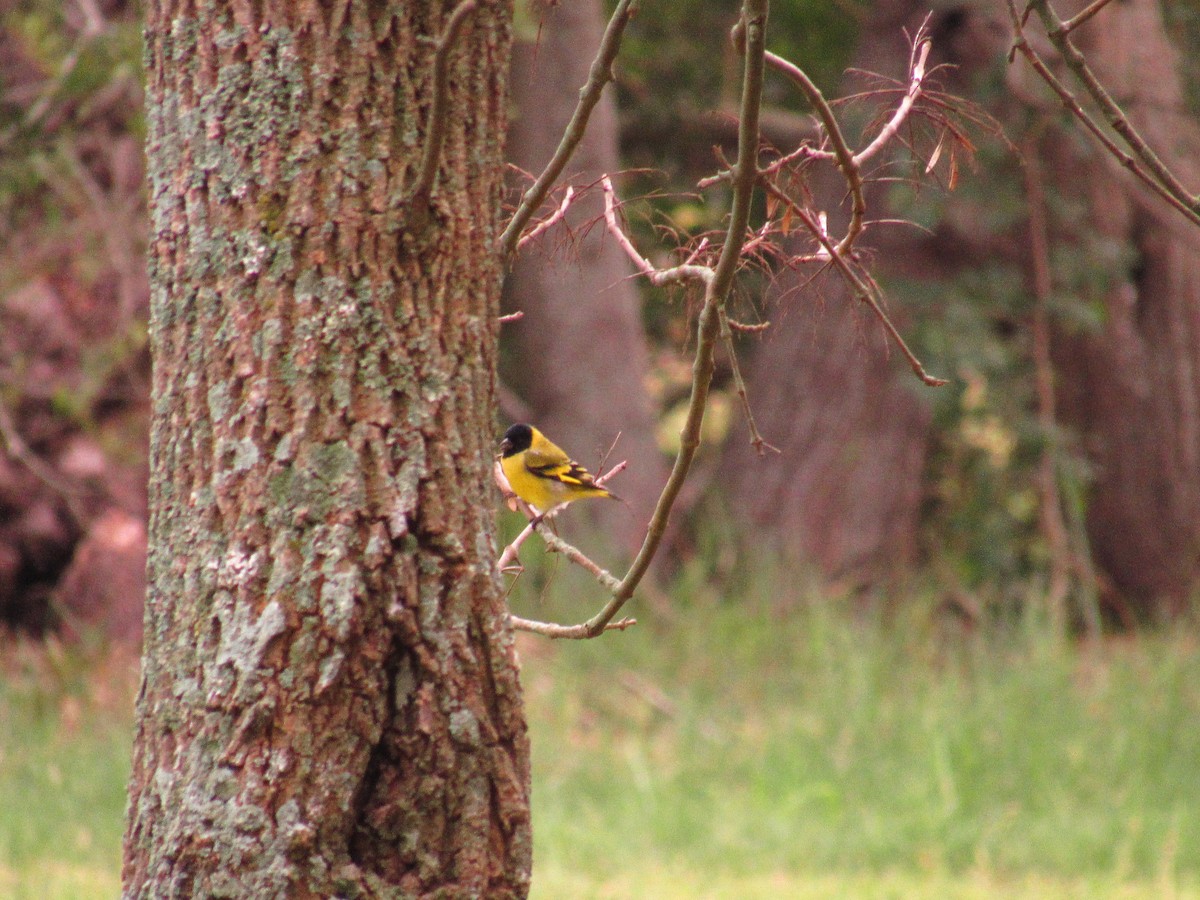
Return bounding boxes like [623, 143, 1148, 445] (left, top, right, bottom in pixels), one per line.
[498, 423, 618, 514]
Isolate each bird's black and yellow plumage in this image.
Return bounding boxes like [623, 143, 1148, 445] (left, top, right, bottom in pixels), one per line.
[499, 423, 618, 514]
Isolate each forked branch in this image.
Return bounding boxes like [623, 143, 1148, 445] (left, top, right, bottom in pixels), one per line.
[1007, 0, 1200, 226]
[763, 25, 933, 258]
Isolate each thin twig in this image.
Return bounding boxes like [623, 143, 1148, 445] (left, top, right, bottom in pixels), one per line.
[700, 144, 821, 190]
[0, 41, 84, 150]
[726, 317, 770, 333]
[499, 0, 640, 258]
[1021, 136, 1099, 636]
[1057, 0, 1117, 36]
[1006, 16, 1200, 228]
[594, 0, 769, 636]
[537, 526, 623, 591]
[1033, 0, 1198, 208]
[853, 36, 931, 168]
[1022, 136, 1072, 627]
[793, 200, 947, 386]
[513, 1, 769, 641]
[719, 310, 778, 455]
[496, 460, 626, 579]
[0, 399, 84, 504]
[681, 236, 711, 266]
[407, 0, 478, 228]
[764, 50, 866, 254]
[509, 614, 637, 638]
[516, 186, 575, 250]
[498, 311, 524, 324]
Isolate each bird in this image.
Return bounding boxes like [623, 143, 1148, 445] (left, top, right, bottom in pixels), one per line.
[498, 423, 619, 515]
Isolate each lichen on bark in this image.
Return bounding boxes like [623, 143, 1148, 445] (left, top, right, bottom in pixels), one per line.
[125, 2, 530, 897]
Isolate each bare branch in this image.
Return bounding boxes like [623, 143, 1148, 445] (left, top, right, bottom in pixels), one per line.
[516, 186, 575, 250]
[602, 177, 714, 287]
[496, 460, 627, 583]
[509, 614, 637, 638]
[853, 36, 931, 168]
[764, 50, 866, 254]
[720, 310, 779, 456]
[1033, 0, 1199, 207]
[506, 2, 957, 638]
[497, 517, 537, 574]
[599, 0, 769, 634]
[499, 0, 640, 258]
[1023, 138, 1070, 624]
[1022, 138, 1101, 633]
[511, 0, 769, 641]
[763, 23, 935, 260]
[537, 525, 624, 591]
[0, 399, 85, 522]
[726, 317, 769, 333]
[792, 200, 947, 387]
[1008, 0, 1200, 226]
[1058, 0, 1118, 36]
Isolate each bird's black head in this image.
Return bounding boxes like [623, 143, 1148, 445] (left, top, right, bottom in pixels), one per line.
[500, 423, 533, 457]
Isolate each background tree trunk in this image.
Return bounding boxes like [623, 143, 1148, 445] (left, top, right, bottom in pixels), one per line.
[717, 2, 936, 583]
[1038, 0, 1200, 616]
[503, 0, 667, 552]
[124, 2, 531, 896]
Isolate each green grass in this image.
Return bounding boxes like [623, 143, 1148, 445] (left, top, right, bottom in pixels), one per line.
[0, 639, 132, 900]
[514, 564, 1200, 898]
[4, 567, 1200, 898]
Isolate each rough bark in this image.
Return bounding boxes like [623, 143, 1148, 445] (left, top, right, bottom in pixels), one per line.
[1037, 0, 1200, 615]
[502, 0, 667, 552]
[124, 2, 530, 897]
[717, 2, 936, 582]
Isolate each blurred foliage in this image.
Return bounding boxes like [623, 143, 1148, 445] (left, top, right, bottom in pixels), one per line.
[0, 1, 148, 625]
[897, 113, 1119, 620]
[0, 1, 144, 258]
[616, 0, 858, 141]
[614, 0, 857, 241]
[1162, 1, 1200, 115]
[0, 0, 147, 421]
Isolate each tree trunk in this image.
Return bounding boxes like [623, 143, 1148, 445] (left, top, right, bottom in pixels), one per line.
[1038, 0, 1200, 615]
[717, 2, 935, 582]
[124, 2, 531, 897]
[502, 0, 667, 552]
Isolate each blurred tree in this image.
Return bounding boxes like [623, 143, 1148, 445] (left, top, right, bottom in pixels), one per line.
[502, 0, 668, 551]
[1020, 0, 1200, 617]
[901, 0, 1200, 621]
[714, 0, 1200, 617]
[123, 1, 531, 894]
